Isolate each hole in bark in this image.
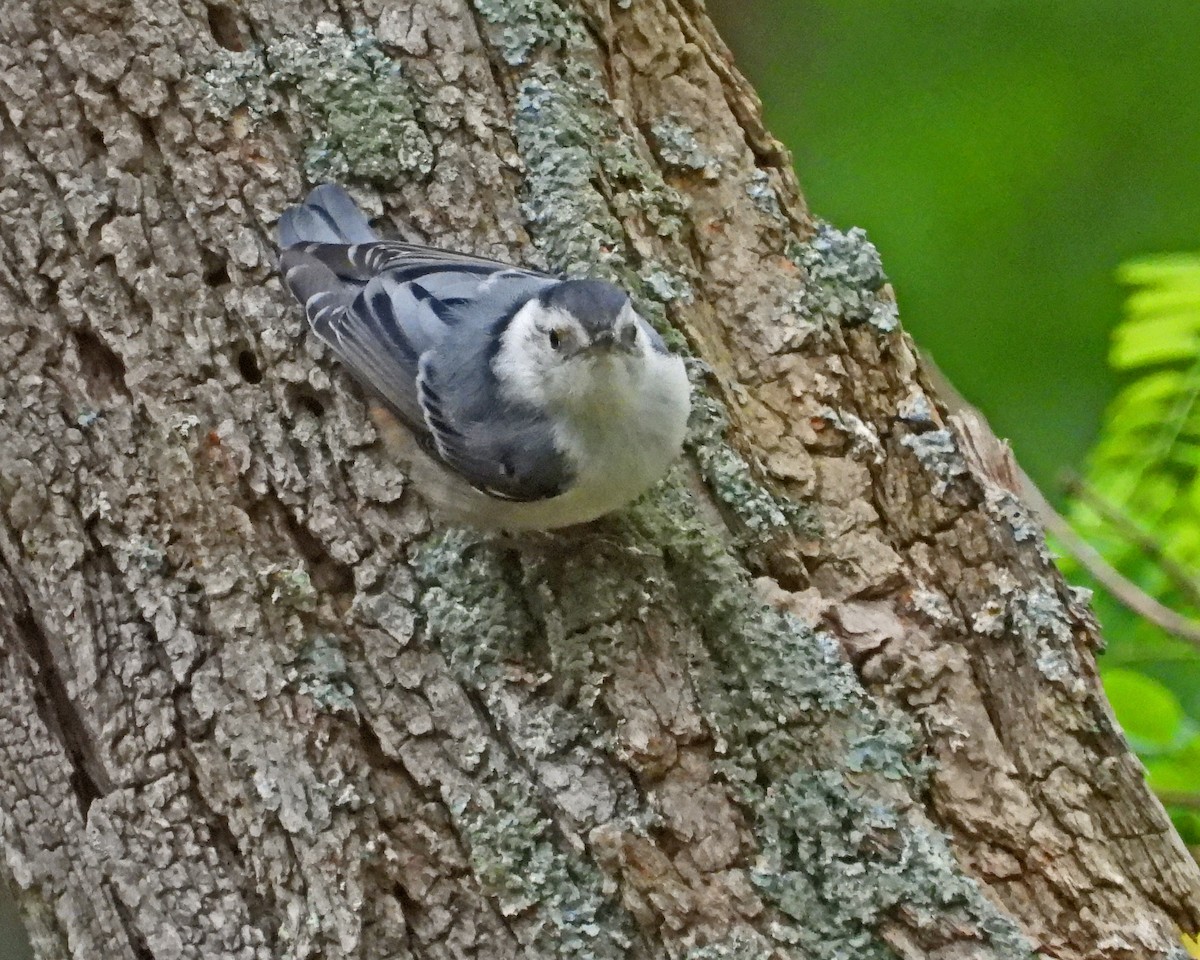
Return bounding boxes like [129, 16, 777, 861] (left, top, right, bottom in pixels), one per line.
[206, 3, 245, 51]
[71, 327, 130, 402]
[295, 393, 324, 415]
[292, 390, 324, 419]
[86, 124, 106, 156]
[203, 260, 230, 288]
[137, 117, 160, 158]
[68, 767, 102, 815]
[237, 349, 263, 384]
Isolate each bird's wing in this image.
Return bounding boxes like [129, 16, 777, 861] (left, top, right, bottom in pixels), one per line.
[417, 347, 574, 502]
[279, 184, 569, 500]
[278, 182, 553, 282]
[281, 246, 554, 432]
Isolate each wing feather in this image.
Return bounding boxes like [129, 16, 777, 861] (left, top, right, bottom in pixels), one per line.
[415, 345, 572, 502]
[278, 183, 570, 501]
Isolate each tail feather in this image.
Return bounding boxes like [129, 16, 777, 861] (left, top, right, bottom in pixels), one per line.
[279, 249, 353, 315]
[278, 183, 377, 248]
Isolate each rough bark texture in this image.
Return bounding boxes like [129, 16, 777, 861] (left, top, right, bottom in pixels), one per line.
[0, 1, 1197, 958]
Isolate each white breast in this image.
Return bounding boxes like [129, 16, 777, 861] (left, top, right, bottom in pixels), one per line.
[390, 351, 691, 530]
[374, 350, 696, 532]
[541, 350, 691, 527]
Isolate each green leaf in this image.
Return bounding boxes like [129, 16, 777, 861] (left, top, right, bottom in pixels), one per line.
[1064, 251, 1200, 812]
[1168, 808, 1200, 848]
[1119, 252, 1200, 277]
[1102, 667, 1186, 753]
[1111, 327, 1200, 369]
[1145, 735, 1200, 792]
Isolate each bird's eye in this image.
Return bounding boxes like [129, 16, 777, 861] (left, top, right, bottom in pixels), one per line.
[548, 329, 562, 350]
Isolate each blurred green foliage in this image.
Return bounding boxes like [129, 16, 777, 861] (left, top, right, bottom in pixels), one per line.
[710, 0, 1200, 491]
[1067, 256, 1200, 843]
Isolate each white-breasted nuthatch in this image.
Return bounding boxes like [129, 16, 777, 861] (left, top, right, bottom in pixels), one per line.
[277, 184, 691, 530]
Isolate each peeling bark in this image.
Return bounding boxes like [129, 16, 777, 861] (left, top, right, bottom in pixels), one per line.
[0, 0, 1196, 958]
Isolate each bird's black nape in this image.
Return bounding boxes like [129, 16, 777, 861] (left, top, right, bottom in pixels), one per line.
[538, 278, 630, 336]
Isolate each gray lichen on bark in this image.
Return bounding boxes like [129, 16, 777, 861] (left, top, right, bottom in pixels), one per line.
[0, 0, 1198, 958]
[202, 24, 434, 184]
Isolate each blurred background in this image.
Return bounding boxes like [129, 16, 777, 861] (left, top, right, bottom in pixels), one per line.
[4, 3, 1200, 955]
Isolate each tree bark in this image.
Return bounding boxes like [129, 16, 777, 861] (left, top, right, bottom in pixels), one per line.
[0, 1, 1196, 958]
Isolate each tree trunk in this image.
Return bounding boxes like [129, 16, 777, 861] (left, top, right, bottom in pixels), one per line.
[0, 1, 1196, 958]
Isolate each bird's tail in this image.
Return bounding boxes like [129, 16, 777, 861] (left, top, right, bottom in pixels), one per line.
[277, 183, 378, 248]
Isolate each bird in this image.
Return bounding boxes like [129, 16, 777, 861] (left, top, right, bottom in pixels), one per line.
[276, 183, 691, 530]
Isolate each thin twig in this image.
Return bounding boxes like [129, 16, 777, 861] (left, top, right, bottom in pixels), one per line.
[1061, 472, 1200, 610]
[1153, 791, 1200, 811]
[1022, 480, 1200, 649]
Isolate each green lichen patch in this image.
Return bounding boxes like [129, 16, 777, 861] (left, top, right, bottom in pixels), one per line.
[648, 500, 866, 739]
[410, 532, 637, 955]
[683, 931, 776, 960]
[746, 170, 785, 221]
[788, 224, 897, 333]
[650, 117, 723, 180]
[200, 25, 433, 185]
[289, 633, 358, 717]
[640, 265, 695, 305]
[751, 771, 1031, 959]
[900, 429, 968, 499]
[1007, 585, 1081, 687]
[473, 0, 587, 66]
[124, 538, 167, 573]
[685, 380, 818, 541]
[410, 530, 534, 685]
[261, 563, 318, 611]
[987, 491, 1042, 544]
[513, 60, 687, 276]
[458, 778, 634, 958]
[411, 528, 632, 723]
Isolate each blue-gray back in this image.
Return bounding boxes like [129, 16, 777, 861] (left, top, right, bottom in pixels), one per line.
[277, 184, 573, 501]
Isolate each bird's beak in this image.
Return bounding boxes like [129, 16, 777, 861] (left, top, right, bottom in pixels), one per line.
[589, 331, 617, 352]
[587, 329, 636, 355]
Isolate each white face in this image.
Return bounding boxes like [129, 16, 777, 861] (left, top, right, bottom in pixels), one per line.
[494, 300, 651, 413]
